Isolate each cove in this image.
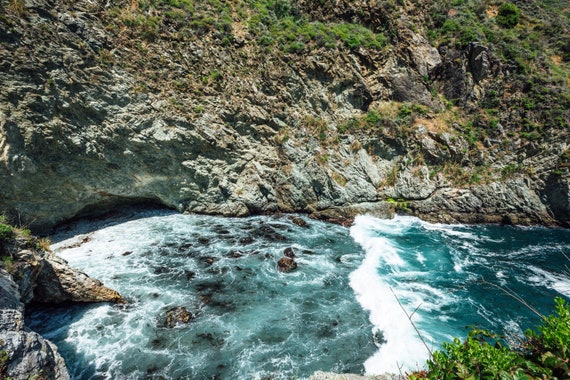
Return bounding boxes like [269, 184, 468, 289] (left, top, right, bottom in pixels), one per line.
[26, 210, 570, 379]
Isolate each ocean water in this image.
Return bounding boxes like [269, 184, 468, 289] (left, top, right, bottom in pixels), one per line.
[26, 211, 570, 379]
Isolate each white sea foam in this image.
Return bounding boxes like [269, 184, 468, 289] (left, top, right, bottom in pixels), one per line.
[527, 267, 570, 297]
[36, 211, 570, 379]
[349, 215, 431, 374]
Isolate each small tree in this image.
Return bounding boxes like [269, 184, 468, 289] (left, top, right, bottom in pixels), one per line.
[497, 3, 520, 28]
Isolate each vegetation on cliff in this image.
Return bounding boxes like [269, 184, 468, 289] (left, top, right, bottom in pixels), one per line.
[0, 0, 568, 228]
[0, 216, 50, 273]
[410, 297, 570, 379]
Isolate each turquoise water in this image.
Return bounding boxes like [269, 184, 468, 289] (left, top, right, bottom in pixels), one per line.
[26, 211, 570, 379]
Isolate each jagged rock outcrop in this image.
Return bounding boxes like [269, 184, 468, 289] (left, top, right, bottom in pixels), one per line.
[0, 269, 70, 380]
[33, 253, 124, 304]
[0, 235, 123, 379]
[409, 178, 554, 225]
[4, 239, 124, 304]
[0, 0, 568, 232]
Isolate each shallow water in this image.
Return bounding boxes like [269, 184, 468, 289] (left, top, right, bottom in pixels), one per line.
[26, 211, 570, 379]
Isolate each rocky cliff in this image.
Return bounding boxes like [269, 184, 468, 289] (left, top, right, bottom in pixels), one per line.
[0, 225, 123, 379]
[0, 0, 568, 231]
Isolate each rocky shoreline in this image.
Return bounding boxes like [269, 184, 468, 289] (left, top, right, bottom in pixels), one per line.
[0, 0, 569, 377]
[0, 236, 123, 380]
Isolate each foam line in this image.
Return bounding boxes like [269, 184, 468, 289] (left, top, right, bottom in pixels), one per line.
[349, 215, 431, 374]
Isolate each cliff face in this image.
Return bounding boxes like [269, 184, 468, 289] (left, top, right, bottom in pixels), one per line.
[0, 229, 123, 379]
[0, 0, 568, 230]
[0, 268, 70, 380]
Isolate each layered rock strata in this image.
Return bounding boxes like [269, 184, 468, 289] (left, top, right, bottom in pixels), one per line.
[0, 0, 568, 232]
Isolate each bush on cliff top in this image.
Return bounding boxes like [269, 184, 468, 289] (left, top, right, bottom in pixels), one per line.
[497, 3, 521, 29]
[0, 223, 14, 243]
[409, 297, 570, 379]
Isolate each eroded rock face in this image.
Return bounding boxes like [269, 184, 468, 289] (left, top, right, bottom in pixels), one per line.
[0, 0, 568, 232]
[409, 179, 553, 225]
[0, 236, 123, 379]
[3, 239, 124, 305]
[1, 330, 70, 380]
[0, 270, 70, 380]
[33, 254, 124, 304]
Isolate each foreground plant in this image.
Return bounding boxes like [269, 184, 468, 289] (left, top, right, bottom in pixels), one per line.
[409, 297, 570, 379]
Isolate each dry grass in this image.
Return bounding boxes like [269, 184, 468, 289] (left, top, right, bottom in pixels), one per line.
[8, 0, 27, 17]
[374, 101, 401, 119]
[551, 55, 563, 66]
[331, 171, 347, 186]
[36, 238, 52, 252]
[413, 117, 449, 134]
[486, 5, 499, 18]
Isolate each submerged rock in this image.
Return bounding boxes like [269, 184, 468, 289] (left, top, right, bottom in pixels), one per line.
[284, 247, 296, 258]
[290, 217, 309, 228]
[277, 257, 297, 272]
[163, 306, 194, 328]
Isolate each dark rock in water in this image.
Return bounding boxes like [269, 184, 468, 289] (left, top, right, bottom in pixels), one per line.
[200, 257, 216, 266]
[121, 251, 132, 256]
[269, 223, 288, 230]
[163, 306, 193, 328]
[197, 237, 210, 245]
[284, 247, 296, 258]
[252, 225, 289, 242]
[238, 236, 254, 244]
[372, 330, 386, 347]
[278, 257, 297, 272]
[179, 243, 193, 250]
[227, 250, 244, 259]
[273, 233, 287, 241]
[255, 225, 276, 239]
[153, 265, 171, 274]
[185, 270, 197, 280]
[195, 281, 224, 294]
[290, 217, 309, 228]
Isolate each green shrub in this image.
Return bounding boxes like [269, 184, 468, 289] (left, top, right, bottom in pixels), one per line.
[421, 329, 519, 379]
[0, 348, 8, 379]
[497, 3, 521, 29]
[364, 110, 381, 125]
[410, 297, 570, 379]
[523, 297, 570, 378]
[386, 197, 408, 211]
[0, 224, 14, 243]
[1, 255, 15, 273]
